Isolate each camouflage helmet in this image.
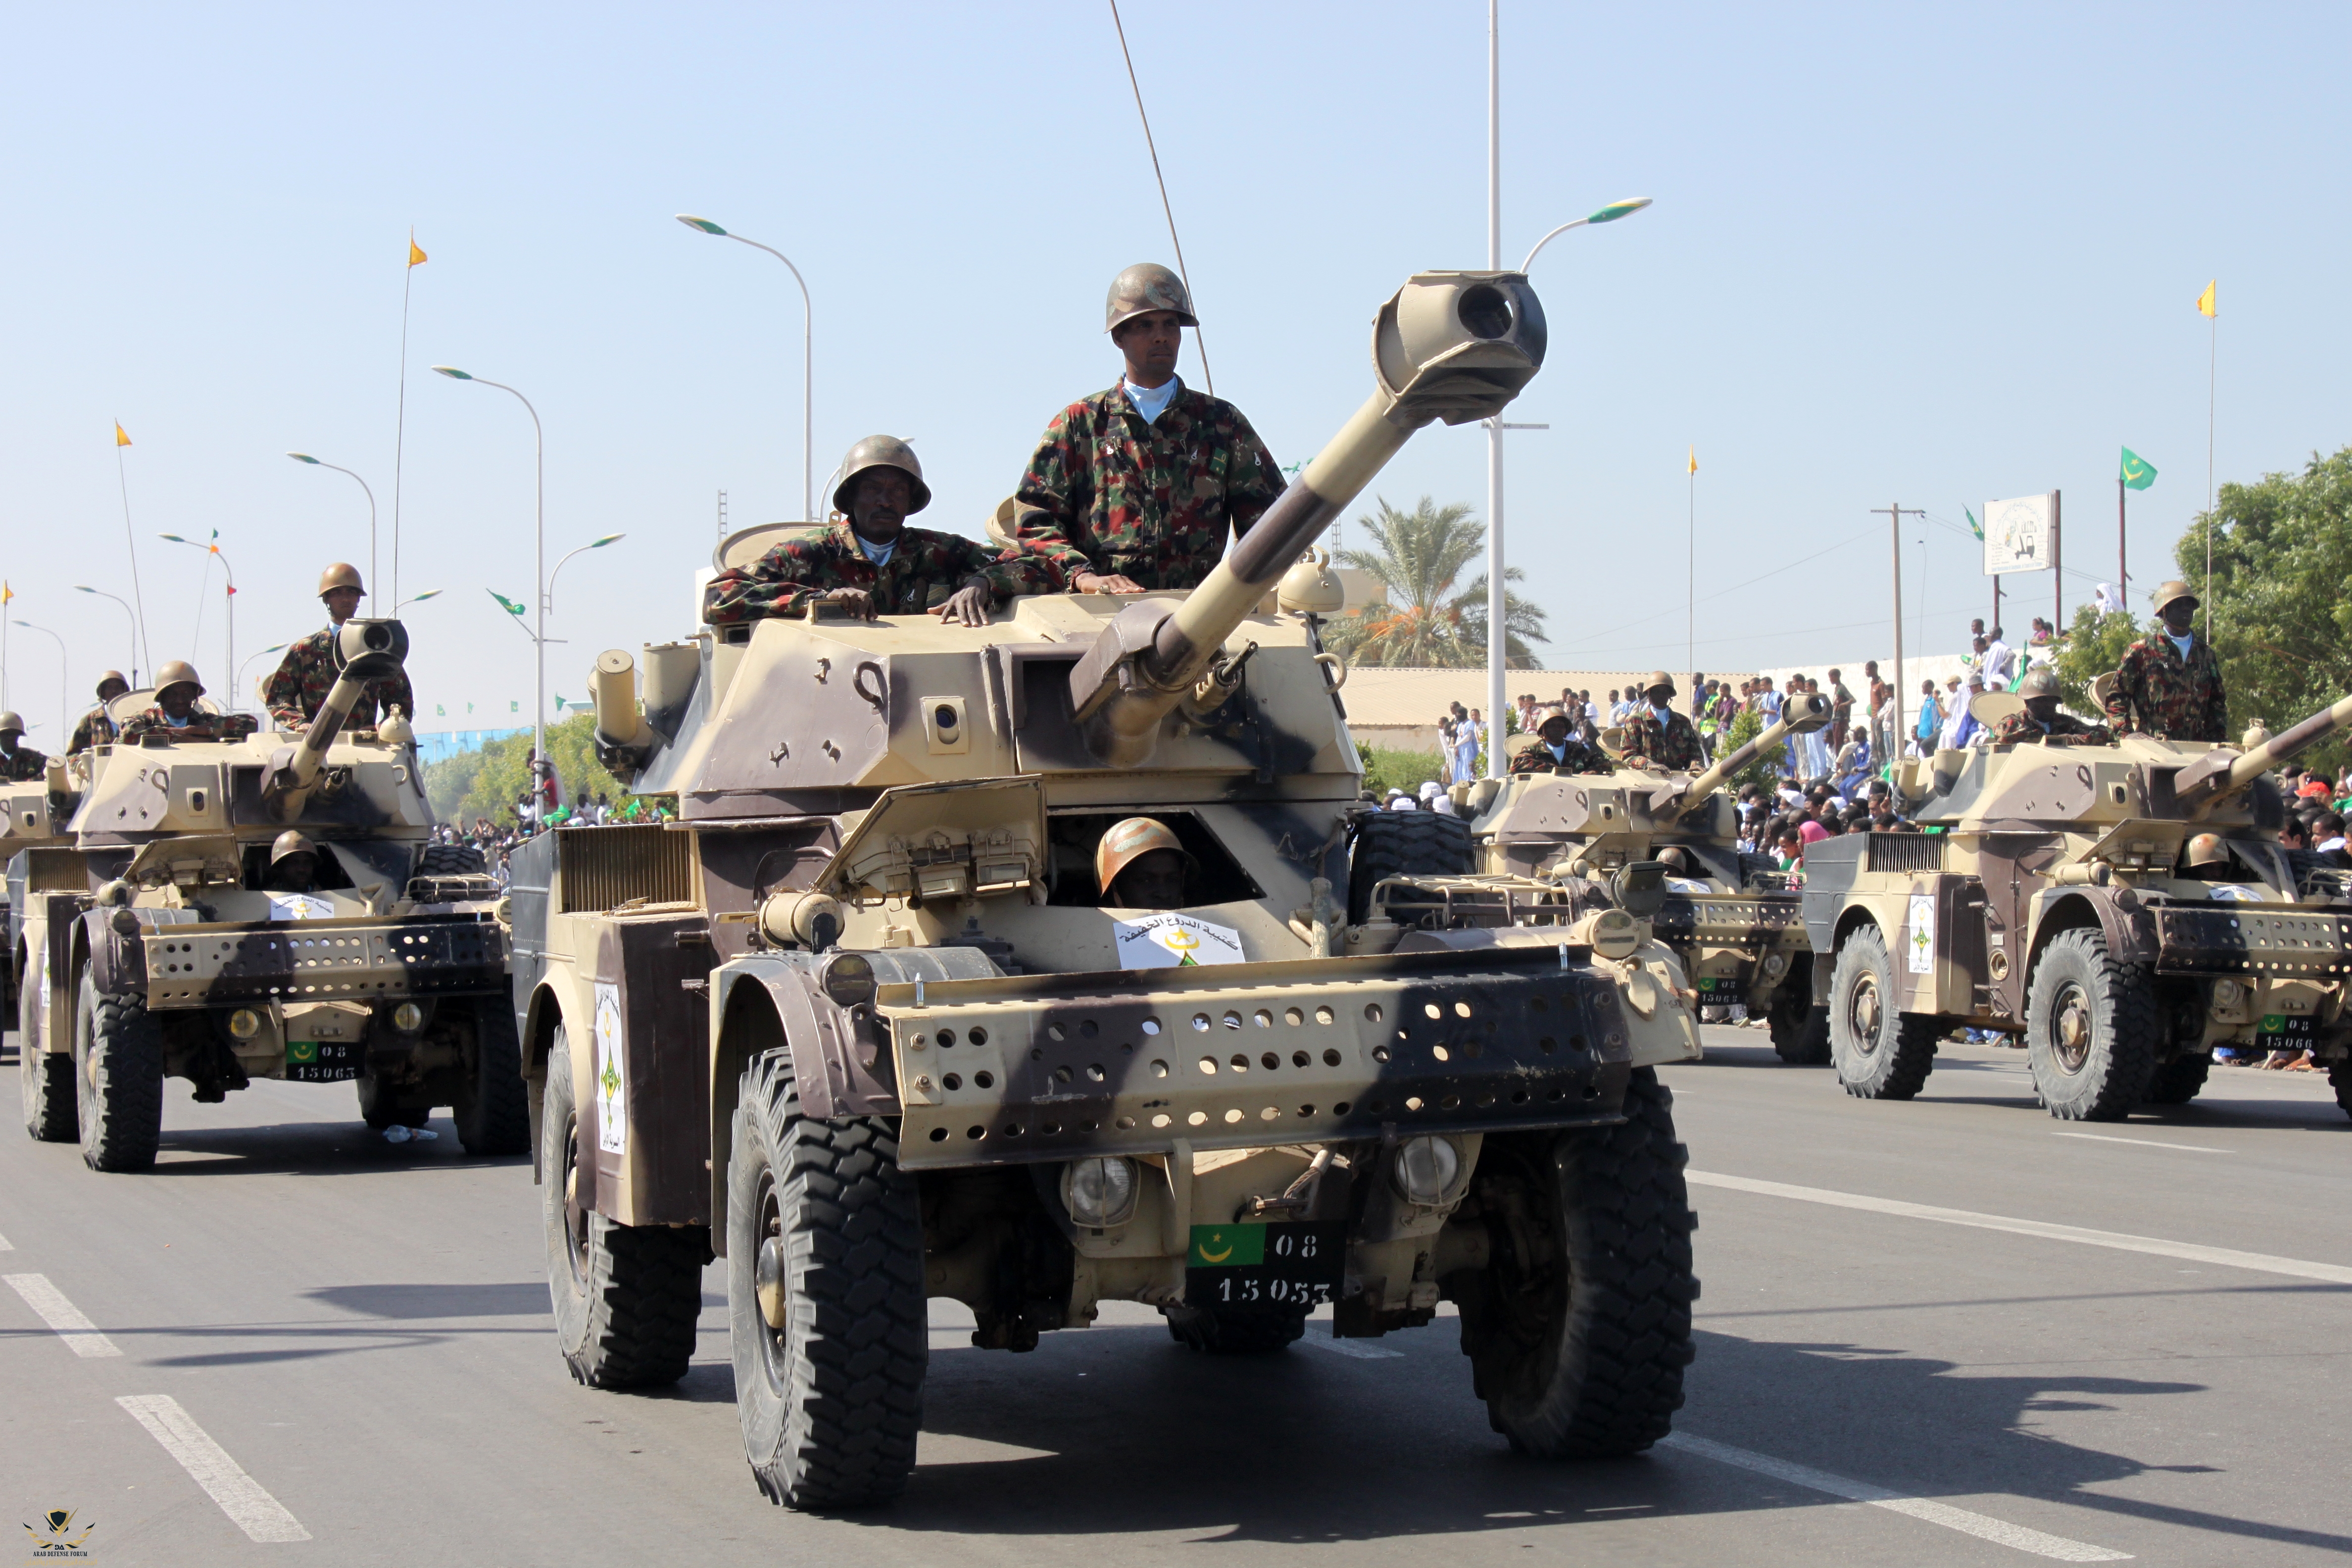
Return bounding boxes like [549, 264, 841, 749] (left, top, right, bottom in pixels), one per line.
[2183, 832, 2230, 870]
[2151, 578, 2198, 616]
[0, 710, 23, 737]
[830, 435, 932, 517]
[269, 830, 315, 866]
[95, 670, 129, 697]
[1104, 263, 1197, 334]
[317, 562, 366, 596]
[154, 660, 204, 699]
[2017, 667, 2060, 699]
[1641, 671, 1676, 698]
[1094, 816, 1192, 893]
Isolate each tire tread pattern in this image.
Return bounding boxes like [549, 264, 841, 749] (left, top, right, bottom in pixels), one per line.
[80, 980, 164, 1173]
[2026, 927, 2159, 1122]
[1830, 926, 1939, 1099]
[454, 1001, 532, 1155]
[21, 983, 75, 1142]
[1347, 811, 1474, 926]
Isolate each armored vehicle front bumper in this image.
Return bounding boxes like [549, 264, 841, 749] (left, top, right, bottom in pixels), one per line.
[139, 913, 506, 1010]
[2148, 903, 2352, 981]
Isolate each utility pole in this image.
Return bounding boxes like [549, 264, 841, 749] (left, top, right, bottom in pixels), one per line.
[1873, 503, 1926, 764]
[717, 488, 730, 543]
[2117, 476, 2127, 613]
[2051, 488, 2064, 636]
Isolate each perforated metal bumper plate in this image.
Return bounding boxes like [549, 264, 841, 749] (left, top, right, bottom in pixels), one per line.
[141, 916, 507, 1009]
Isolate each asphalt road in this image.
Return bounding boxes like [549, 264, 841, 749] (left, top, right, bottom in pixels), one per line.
[4, 1025, 2347, 1567]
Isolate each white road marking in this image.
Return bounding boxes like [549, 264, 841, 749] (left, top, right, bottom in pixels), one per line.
[1687, 1171, 2352, 1284]
[1306, 1326, 1404, 1359]
[1662, 1431, 2130, 1562]
[4, 1273, 122, 1357]
[116, 1396, 311, 1543]
[0, 1230, 11, 1250]
[2052, 1132, 2226, 1154]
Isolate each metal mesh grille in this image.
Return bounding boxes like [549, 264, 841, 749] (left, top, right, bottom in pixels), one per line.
[558, 825, 694, 913]
[1865, 833, 1945, 874]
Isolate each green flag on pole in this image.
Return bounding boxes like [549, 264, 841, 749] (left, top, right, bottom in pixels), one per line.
[488, 589, 527, 616]
[2119, 447, 2157, 490]
[1964, 507, 1983, 540]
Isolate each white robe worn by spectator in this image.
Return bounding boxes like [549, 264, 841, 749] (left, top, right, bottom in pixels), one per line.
[1981, 637, 2016, 688]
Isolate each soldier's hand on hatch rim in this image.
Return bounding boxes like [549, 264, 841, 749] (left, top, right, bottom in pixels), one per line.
[1074, 571, 1147, 595]
[936, 581, 992, 628]
[821, 588, 877, 620]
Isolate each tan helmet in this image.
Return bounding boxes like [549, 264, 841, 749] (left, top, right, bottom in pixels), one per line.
[269, 830, 315, 865]
[2151, 578, 2198, 616]
[95, 670, 129, 697]
[2183, 833, 2230, 871]
[317, 562, 366, 596]
[1094, 816, 1192, 893]
[1642, 671, 1676, 699]
[0, 711, 23, 737]
[154, 660, 204, 698]
[1104, 262, 1197, 334]
[2017, 667, 2060, 699]
[830, 435, 932, 517]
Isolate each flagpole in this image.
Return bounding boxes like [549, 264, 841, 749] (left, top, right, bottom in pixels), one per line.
[2117, 475, 2126, 613]
[2204, 294, 2216, 641]
[1685, 447, 1695, 698]
[114, 431, 151, 684]
[391, 230, 418, 606]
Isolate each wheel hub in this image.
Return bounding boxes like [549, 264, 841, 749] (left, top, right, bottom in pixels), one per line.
[755, 1236, 790, 1329]
[2052, 986, 2092, 1074]
[1849, 976, 1882, 1052]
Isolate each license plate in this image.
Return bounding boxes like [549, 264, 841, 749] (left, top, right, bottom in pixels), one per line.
[286, 1039, 361, 1083]
[1184, 1222, 1345, 1309]
[2256, 1014, 2316, 1053]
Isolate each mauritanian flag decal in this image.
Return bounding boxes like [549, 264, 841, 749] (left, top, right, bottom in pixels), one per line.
[1188, 1225, 1266, 1267]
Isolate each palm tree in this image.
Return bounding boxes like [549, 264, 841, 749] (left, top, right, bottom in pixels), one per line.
[1322, 496, 1547, 667]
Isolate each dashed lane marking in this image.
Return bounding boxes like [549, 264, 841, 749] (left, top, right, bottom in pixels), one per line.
[1686, 1171, 2352, 1284]
[1662, 1431, 2131, 1562]
[2052, 1131, 2226, 1154]
[4, 1273, 122, 1357]
[117, 1396, 311, 1544]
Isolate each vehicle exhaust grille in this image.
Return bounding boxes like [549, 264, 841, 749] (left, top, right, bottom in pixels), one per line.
[1865, 833, 1944, 874]
[558, 824, 694, 912]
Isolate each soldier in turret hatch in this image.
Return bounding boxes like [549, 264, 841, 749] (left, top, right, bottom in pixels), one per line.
[1007, 264, 1286, 594]
[69, 671, 130, 753]
[1095, 817, 1193, 910]
[266, 564, 415, 732]
[0, 712, 47, 782]
[119, 662, 258, 742]
[1511, 711, 1608, 775]
[1621, 673, 1706, 771]
[2105, 578, 2226, 742]
[704, 437, 1049, 628]
[1990, 668, 2113, 747]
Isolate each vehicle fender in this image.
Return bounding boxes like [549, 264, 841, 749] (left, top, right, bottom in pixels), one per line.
[2026, 887, 2157, 972]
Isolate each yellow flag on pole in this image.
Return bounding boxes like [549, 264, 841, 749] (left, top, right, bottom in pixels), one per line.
[2196, 280, 2216, 318]
[1686, 445, 1698, 476]
[2, 582, 13, 604]
[408, 237, 427, 267]
[114, 422, 132, 447]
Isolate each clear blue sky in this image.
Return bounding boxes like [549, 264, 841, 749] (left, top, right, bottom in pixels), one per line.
[2, 1, 2344, 741]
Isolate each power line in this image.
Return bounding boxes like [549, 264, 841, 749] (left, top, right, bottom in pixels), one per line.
[1107, 0, 1212, 396]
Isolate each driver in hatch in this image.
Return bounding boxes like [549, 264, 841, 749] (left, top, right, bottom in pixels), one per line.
[262, 831, 324, 893]
[1096, 817, 1194, 910]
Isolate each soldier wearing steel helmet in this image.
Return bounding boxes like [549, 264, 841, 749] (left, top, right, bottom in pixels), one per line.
[1990, 667, 2114, 747]
[2104, 578, 2227, 741]
[261, 830, 324, 894]
[0, 711, 47, 782]
[704, 436, 1052, 626]
[264, 563, 417, 732]
[68, 671, 131, 754]
[1619, 673, 1706, 771]
[1510, 710, 1608, 775]
[1095, 816, 1195, 910]
[119, 662, 258, 742]
[1007, 263, 1286, 594]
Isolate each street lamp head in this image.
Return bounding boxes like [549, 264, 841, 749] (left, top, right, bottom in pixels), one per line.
[1586, 196, 1653, 224]
[410, 589, 443, 603]
[589, 533, 625, 548]
[158, 533, 189, 543]
[675, 214, 729, 236]
[431, 365, 474, 381]
[75, 586, 99, 595]
[287, 452, 320, 464]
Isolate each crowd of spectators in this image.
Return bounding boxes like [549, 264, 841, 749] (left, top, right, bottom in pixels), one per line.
[429, 750, 672, 887]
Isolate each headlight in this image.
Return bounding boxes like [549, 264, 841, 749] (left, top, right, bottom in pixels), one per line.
[1061, 1157, 1140, 1228]
[819, 951, 875, 1008]
[392, 1002, 425, 1033]
[227, 1009, 262, 1040]
[1763, 951, 1789, 978]
[1391, 1135, 1463, 1205]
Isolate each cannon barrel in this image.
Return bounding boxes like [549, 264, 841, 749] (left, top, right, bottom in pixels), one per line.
[1068, 271, 1548, 767]
[1655, 691, 1832, 819]
[2177, 692, 2352, 810]
[266, 618, 408, 816]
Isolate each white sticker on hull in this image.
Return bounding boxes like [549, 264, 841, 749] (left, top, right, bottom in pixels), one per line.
[593, 982, 627, 1156]
[1114, 913, 1245, 969]
[1907, 894, 1936, 974]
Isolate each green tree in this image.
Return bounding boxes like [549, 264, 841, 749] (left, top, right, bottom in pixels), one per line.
[1355, 741, 1449, 797]
[2051, 604, 2142, 717]
[426, 712, 635, 826]
[1715, 706, 1781, 797]
[1323, 496, 1546, 667]
[2175, 444, 2352, 770]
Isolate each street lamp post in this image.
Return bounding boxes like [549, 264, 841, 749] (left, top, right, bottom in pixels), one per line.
[11, 620, 68, 750]
[676, 215, 815, 526]
[392, 589, 444, 617]
[75, 587, 141, 686]
[159, 534, 237, 714]
[286, 454, 381, 595]
[237, 642, 291, 716]
[549, 537, 625, 615]
[433, 366, 548, 815]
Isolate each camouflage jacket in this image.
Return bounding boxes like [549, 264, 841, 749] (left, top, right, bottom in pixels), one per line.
[265, 627, 417, 730]
[1621, 708, 1706, 770]
[0, 744, 48, 782]
[1990, 710, 2113, 747]
[69, 705, 117, 753]
[703, 522, 1050, 623]
[1011, 381, 1285, 591]
[2105, 633, 2226, 742]
[119, 708, 259, 743]
[1511, 737, 1609, 775]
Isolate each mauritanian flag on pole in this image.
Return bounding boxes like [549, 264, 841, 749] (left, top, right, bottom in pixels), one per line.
[488, 590, 527, 617]
[114, 422, 132, 446]
[2120, 447, 2157, 490]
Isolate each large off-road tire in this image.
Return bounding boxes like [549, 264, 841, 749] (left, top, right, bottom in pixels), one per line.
[74, 971, 164, 1173]
[356, 1073, 432, 1131]
[2145, 1050, 2212, 1106]
[2331, 1056, 2352, 1122]
[1766, 978, 1831, 1066]
[1455, 1069, 1697, 1458]
[2025, 928, 2158, 1122]
[452, 1001, 531, 1155]
[1162, 1303, 1308, 1354]
[21, 972, 75, 1142]
[1828, 924, 1940, 1100]
[542, 1028, 704, 1388]
[730, 1048, 926, 1509]
[1347, 810, 1473, 925]
[415, 842, 489, 878]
